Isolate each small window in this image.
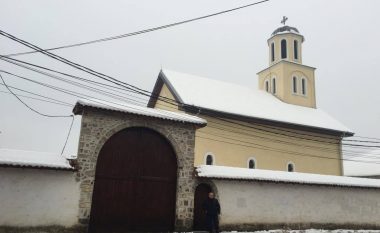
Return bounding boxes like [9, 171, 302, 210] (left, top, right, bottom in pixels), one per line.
[294, 40, 298, 60]
[271, 42, 275, 62]
[281, 39, 287, 59]
[265, 80, 269, 92]
[287, 162, 295, 172]
[248, 158, 256, 169]
[292, 76, 298, 93]
[301, 78, 307, 95]
[206, 154, 214, 165]
[272, 78, 276, 94]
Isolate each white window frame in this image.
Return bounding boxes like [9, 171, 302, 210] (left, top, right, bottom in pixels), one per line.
[294, 39, 299, 61]
[287, 161, 295, 172]
[271, 42, 275, 62]
[301, 77, 307, 96]
[281, 39, 287, 59]
[247, 157, 257, 169]
[292, 76, 298, 94]
[204, 152, 215, 165]
[265, 80, 270, 92]
[271, 77, 277, 95]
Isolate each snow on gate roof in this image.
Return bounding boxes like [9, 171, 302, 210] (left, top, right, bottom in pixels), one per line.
[0, 148, 74, 170]
[74, 99, 206, 125]
[159, 69, 353, 134]
[196, 165, 380, 188]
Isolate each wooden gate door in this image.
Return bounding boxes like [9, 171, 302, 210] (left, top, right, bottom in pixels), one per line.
[193, 183, 212, 231]
[89, 127, 177, 232]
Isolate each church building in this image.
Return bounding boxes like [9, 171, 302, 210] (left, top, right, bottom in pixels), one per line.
[148, 24, 353, 176]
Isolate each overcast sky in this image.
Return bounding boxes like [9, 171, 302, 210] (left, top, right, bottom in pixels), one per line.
[0, 0, 379, 158]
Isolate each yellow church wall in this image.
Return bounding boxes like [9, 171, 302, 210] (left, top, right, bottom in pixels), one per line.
[268, 33, 304, 65]
[154, 84, 342, 176]
[258, 62, 316, 108]
[154, 84, 180, 112]
[194, 115, 342, 176]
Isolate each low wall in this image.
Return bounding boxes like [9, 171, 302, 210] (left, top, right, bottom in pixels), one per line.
[213, 179, 380, 230]
[0, 167, 80, 228]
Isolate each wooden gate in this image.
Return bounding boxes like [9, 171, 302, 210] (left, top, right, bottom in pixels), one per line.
[193, 183, 213, 231]
[89, 127, 177, 232]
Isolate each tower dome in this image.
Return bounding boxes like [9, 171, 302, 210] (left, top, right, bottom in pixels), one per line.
[271, 25, 304, 42]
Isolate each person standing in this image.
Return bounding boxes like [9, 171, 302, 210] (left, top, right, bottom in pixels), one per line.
[202, 192, 221, 233]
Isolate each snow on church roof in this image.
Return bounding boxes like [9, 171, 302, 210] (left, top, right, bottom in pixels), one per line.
[74, 99, 206, 125]
[0, 148, 73, 170]
[196, 165, 380, 188]
[160, 69, 353, 134]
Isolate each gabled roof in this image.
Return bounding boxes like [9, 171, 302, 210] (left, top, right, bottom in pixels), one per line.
[196, 165, 380, 189]
[149, 69, 353, 135]
[74, 99, 206, 126]
[0, 148, 74, 170]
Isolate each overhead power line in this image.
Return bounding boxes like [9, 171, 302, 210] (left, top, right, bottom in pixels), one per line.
[3, 0, 269, 57]
[2, 28, 380, 148]
[0, 73, 73, 118]
[3, 69, 380, 163]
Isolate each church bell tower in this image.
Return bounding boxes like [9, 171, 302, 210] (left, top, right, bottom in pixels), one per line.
[257, 17, 317, 108]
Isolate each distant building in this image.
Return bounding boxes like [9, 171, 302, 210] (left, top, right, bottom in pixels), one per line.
[149, 24, 353, 176]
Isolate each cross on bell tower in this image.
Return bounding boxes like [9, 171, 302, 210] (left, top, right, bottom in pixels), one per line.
[281, 16, 288, 25]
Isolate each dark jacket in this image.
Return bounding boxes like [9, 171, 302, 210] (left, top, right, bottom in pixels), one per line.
[202, 198, 221, 216]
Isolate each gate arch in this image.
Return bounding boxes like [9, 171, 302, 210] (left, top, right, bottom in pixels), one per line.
[89, 127, 178, 232]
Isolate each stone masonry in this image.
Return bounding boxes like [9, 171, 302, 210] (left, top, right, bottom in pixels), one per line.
[75, 106, 200, 231]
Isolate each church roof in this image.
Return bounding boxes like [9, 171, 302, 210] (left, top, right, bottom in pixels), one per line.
[269, 25, 305, 42]
[151, 69, 353, 135]
[196, 165, 380, 188]
[0, 148, 74, 170]
[271, 25, 300, 36]
[74, 99, 207, 125]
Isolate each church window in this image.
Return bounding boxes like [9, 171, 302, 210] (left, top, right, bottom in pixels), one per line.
[272, 78, 276, 94]
[301, 78, 307, 95]
[294, 40, 299, 60]
[292, 76, 298, 93]
[265, 80, 269, 92]
[281, 39, 287, 59]
[205, 154, 214, 165]
[248, 158, 256, 169]
[287, 162, 295, 172]
[271, 42, 275, 62]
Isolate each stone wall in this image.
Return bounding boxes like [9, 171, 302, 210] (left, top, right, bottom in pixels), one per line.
[76, 107, 198, 231]
[212, 179, 380, 231]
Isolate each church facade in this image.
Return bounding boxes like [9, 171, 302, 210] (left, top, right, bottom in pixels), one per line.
[148, 25, 353, 176]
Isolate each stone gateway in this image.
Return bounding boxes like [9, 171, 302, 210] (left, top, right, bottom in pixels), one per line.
[73, 101, 206, 232]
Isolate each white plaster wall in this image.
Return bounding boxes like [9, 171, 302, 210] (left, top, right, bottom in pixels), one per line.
[0, 167, 80, 227]
[214, 180, 380, 227]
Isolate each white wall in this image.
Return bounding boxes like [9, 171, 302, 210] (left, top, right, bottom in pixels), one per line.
[214, 179, 380, 229]
[0, 167, 80, 227]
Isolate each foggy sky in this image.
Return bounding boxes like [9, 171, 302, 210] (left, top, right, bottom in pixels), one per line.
[0, 0, 379, 157]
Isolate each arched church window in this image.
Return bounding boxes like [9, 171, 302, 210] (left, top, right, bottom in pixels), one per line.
[281, 39, 287, 59]
[272, 78, 276, 94]
[248, 158, 256, 169]
[287, 162, 295, 172]
[271, 42, 275, 62]
[294, 40, 298, 60]
[265, 80, 269, 92]
[205, 154, 214, 165]
[292, 76, 298, 93]
[301, 78, 307, 95]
